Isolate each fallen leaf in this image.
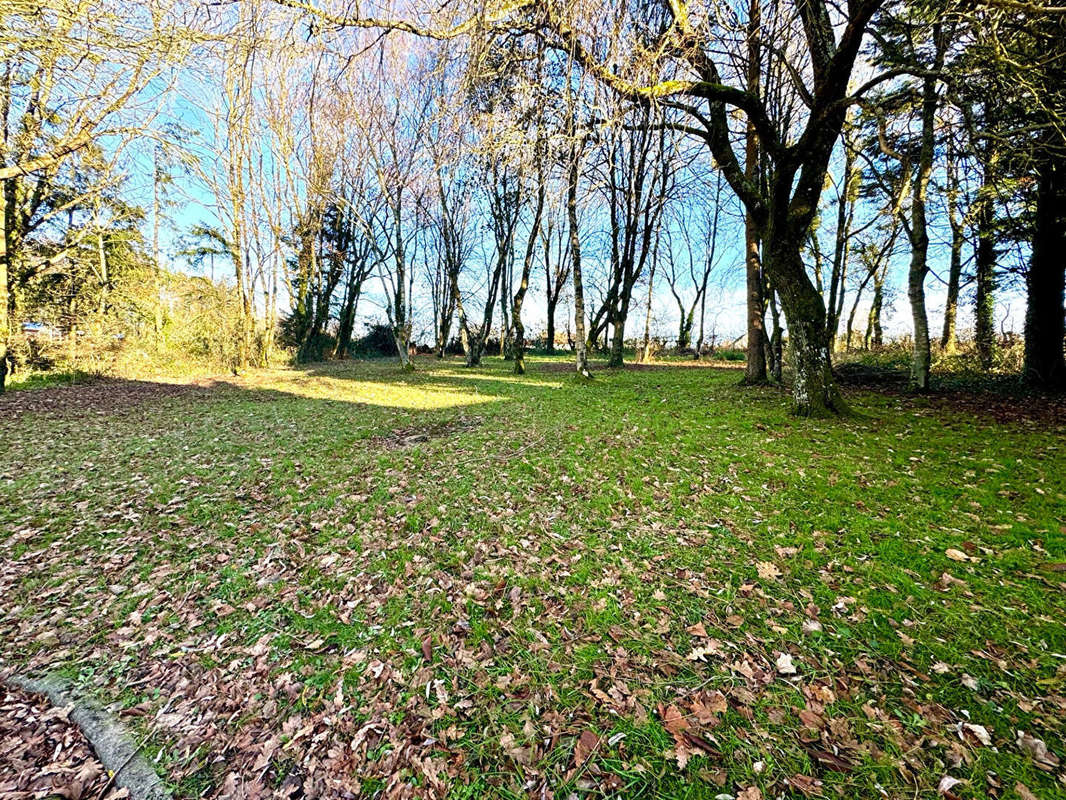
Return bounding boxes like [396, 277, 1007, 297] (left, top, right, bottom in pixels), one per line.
[787, 774, 824, 797]
[958, 722, 991, 747]
[776, 652, 797, 675]
[500, 732, 531, 765]
[573, 729, 600, 766]
[686, 622, 709, 637]
[1017, 730, 1060, 768]
[945, 548, 970, 562]
[757, 561, 781, 580]
[937, 775, 964, 795]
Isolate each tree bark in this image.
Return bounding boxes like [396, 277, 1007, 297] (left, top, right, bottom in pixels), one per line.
[766, 286, 783, 382]
[0, 183, 8, 393]
[867, 269, 885, 350]
[512, 165, 546, 376]
[152, 145, 164, 343]
[1025, 150, 1066, 388]
[568, 141, 591, 378]
[941, 139, 964, 354]
[767, 234, 847, 415]
[742, 0, 767, 384]
[545, 296, 558, 354]
[906, 61, 940, 393]
[640, 254, 656, 362]
[607, 310, 626, 367]
[941, 216, 963, 355]
[974, 175, 997, 371]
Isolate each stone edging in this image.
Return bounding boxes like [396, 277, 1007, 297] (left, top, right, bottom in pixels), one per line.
[6, 674, 171, 800]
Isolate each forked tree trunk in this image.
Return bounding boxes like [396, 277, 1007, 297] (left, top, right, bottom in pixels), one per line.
[766, 234, 847, 415]
[1025, 150, 1066, 388]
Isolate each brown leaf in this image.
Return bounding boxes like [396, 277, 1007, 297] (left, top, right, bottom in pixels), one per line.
[573, 729, 600, 766]
[1017, 730, 1060, 768]
[787, 774, 824, 797]
[798, 709, 824, 730]
[803, 745, 853, 773]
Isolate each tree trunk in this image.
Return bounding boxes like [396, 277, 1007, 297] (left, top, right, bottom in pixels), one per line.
[568, 142, 591, 378]
[152, 147, 164, 344]
[0, 187, 8, 393]
[437, 299, 452, 359]
[742, 0, 767, 384]
[511, 169, 546, 376]
[941, 136, 963, 355]
[974, 179, 997, 371]
[639, 256, 656, 362]
[96, 231, 109, 317]
[1025, 150, 1066, 388]
[335, 291, 358, 359]
[766, 234, 846, 415]
[908, 244, 931, 392]
[743, 236, 769, 379]
[743, 223, 768, 382]
[394, 328, 412, 370]
[907, 64, 939, 393]
[941, 216, 963, 354]
[694, 288, 707, 360]
[767, 287, 783, 383]
[607, 312, 625, 367]
[232, 241, 251, 373]
[545, 296, 557, 354]
[867, 270, 885, 350]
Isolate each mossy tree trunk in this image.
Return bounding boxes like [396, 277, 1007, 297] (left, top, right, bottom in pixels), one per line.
[974, 168, 997, 371]
[1024, 147, 1066, 388]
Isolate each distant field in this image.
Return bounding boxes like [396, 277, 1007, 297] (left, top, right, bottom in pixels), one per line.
[2, 356, 1064, 799]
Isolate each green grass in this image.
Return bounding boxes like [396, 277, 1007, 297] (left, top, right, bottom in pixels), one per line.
[1, 355, 1064, 799]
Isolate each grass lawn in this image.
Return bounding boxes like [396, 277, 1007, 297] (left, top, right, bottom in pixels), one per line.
[1, 356, 1064, 799]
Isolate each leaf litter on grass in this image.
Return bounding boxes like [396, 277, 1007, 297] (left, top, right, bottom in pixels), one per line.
[1, 357, 1064, 798]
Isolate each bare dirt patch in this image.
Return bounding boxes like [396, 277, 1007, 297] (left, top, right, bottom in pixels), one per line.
[0, 377, 223, 421]
[374, 415, 483, 450]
